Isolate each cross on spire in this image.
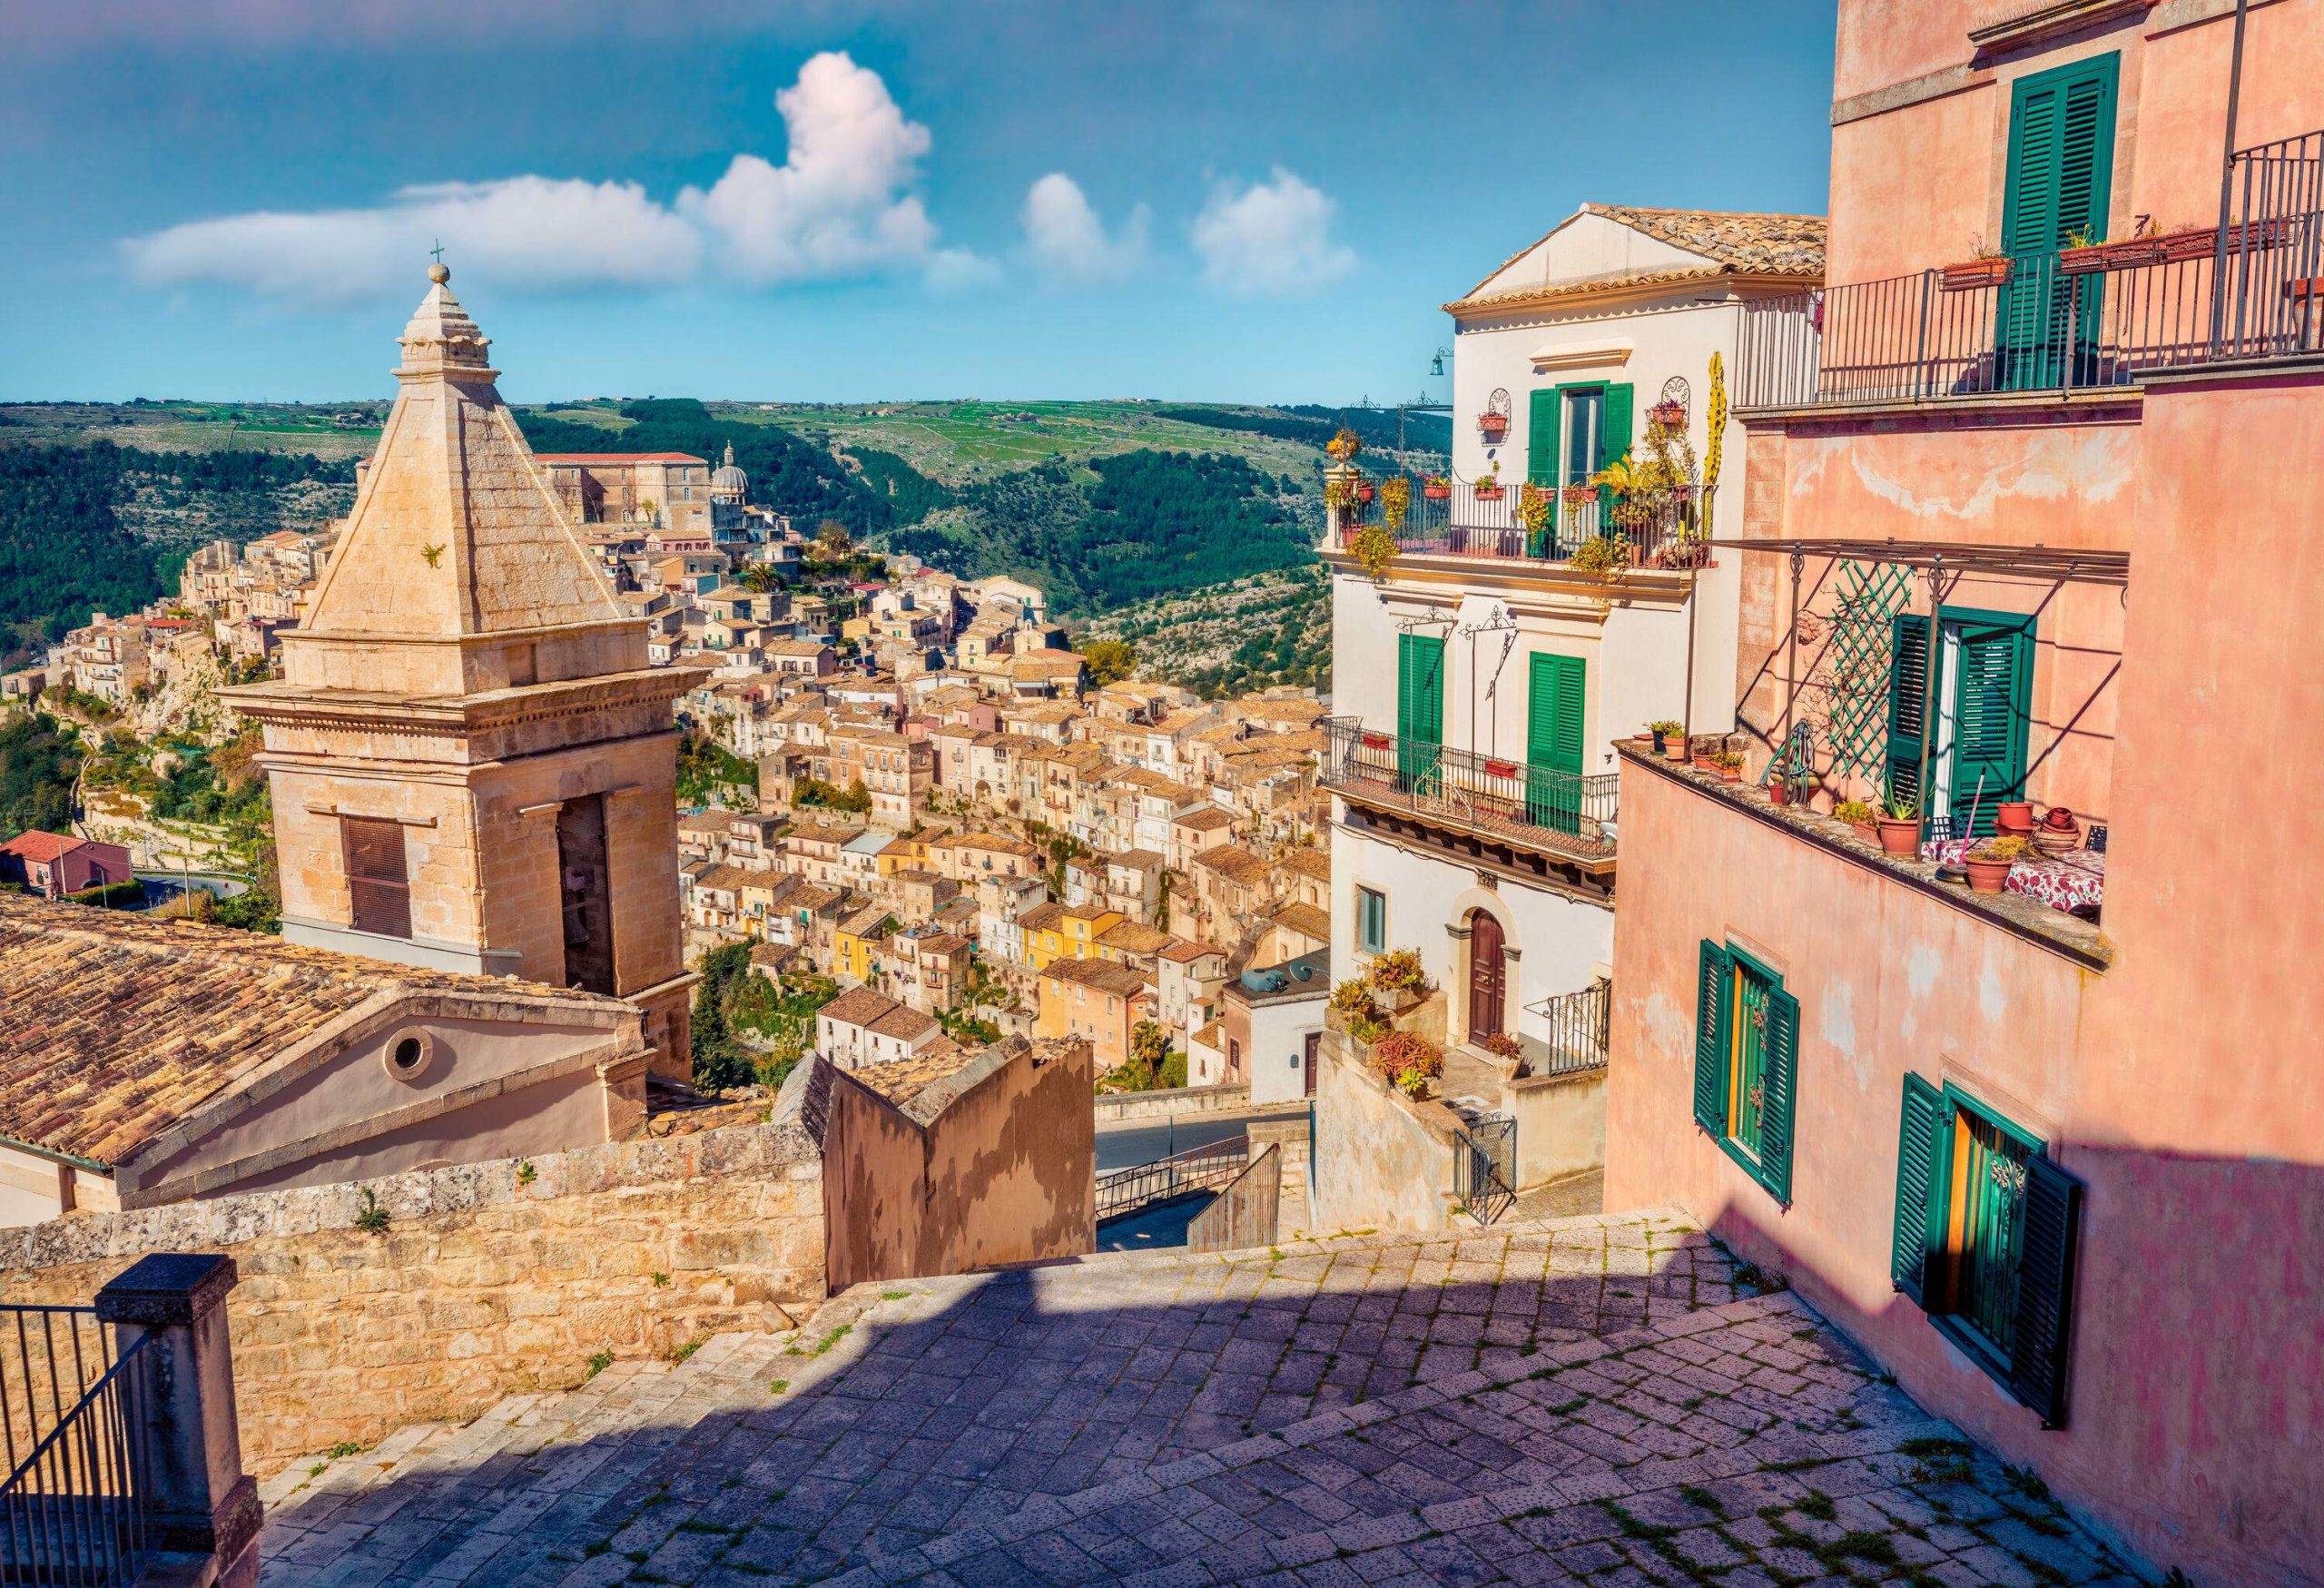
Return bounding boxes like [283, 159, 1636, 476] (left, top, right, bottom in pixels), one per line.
[429, 240, 446, 265]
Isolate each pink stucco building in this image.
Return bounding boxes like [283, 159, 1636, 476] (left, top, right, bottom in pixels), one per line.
[1603, 4, 2324, 1583]
[0, 832, 133, 900]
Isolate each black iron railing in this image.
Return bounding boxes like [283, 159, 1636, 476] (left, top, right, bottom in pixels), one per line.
[0, 1306, 156, 1587]
[1096, 1139, 1250, 1223]
[1334, 478, 1703, 572]
[1453, 1114, 1516, 1226]
[1320, 717, 1618, 859]
[1739, 143, 2324, 409]
[1523, 979, 1611, 1078]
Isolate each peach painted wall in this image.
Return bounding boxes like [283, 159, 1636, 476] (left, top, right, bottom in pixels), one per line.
[1604, 750, 2323, 1582]
[1827, 0, 2324, 288]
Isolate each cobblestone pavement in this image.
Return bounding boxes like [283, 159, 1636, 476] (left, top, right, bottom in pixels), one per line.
[257, 1211, 2136, 1586]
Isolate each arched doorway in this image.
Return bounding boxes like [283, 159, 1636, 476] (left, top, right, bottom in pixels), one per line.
[1468, 910, 1506, 1040]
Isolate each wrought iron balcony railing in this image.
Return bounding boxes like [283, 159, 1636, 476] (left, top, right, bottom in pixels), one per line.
[1320, 716, 1617, 861]
[1523, 978, 1610, 1078]
[1330, 478, 1705, 573]
[1738, 134, 2324, 410]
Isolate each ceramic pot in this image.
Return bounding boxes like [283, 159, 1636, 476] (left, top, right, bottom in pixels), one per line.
[1876, 817, 1921, 856]
[1965, 855, 2014, 893]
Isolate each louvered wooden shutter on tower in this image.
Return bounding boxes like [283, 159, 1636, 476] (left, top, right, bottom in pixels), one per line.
[1692, 941, 1729, 1136]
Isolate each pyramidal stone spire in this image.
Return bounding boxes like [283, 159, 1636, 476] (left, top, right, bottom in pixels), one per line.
[295, 263, 627, 654]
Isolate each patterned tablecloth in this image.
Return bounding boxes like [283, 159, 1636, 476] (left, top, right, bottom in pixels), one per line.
[1920, 838, 2106, 914]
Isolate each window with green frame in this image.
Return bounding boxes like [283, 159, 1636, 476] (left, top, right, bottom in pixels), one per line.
[1893, 1074, 2084, 1427]
[1355, 886, 1386, 955]
[1692, 941, 1797, 1206]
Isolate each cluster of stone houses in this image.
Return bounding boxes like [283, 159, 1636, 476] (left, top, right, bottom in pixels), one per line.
[675, 669, 1340, 1102]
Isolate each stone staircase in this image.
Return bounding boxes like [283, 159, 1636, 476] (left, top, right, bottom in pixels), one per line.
[255, 1210, 2139, 1587]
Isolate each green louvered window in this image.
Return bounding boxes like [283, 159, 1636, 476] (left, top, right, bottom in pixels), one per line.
[1886, 608, 2034, 833]
[1691, 940, 1797, 1207]
[1998, 54, 2118, 390]
[1891, 1075, 2084, 1427]
[1525, 389, 1560, 488]
[1524, 652, 1586, 833]
[1395, 632, 1444, 791]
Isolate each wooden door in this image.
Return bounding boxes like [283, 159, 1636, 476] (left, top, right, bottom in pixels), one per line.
[1468, 912, 1506, 1040]
[1304, 1031, 1320, 1097]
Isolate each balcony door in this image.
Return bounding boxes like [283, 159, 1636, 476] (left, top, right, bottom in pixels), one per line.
[1524, 652, 1587, 833]
[1997, 54, 2117, 390]
[1525, 383, 1632, 555]
[1887, 609, 2035, 836]
[1395, 631, 1444, 791]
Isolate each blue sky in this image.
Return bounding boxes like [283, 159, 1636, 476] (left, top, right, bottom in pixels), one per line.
[5, 1, 1838, 404]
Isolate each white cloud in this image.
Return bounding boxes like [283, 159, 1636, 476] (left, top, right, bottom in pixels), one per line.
[1189, 167, 1355, 297]
[123, 176, 700, 304]
[1020, 173, 1149, 284]
[682, 51, 950, 286]
[121, 52, 980, 301]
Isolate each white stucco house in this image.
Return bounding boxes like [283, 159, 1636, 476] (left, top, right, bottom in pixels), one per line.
[1320, 205, 1824, 1164]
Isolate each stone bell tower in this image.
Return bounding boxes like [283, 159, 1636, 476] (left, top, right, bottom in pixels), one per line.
[224, 263, 708, 1077]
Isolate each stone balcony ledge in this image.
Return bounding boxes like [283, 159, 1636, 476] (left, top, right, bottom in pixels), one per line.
[1617, 743, 2113, 972]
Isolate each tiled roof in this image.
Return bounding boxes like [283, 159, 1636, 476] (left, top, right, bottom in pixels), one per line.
[1268, 902, 1334, 942]
[1159, 939, 1221, 964]
[1097, 921, 1173, 954]
[1195, 844, 1272, 885]
[854, 1038, 979, 1107]
[1175, 806, 1235, 832]
[0, 893, 626, 1169]
[1447, 204, 1827, 313]
[820, 985, 899, 1030]
[0, 831, 91, 863]
[1041, 957, 1150, 998]
[868, 1005, 940, 1042]
[1279, 848, 1332, 881]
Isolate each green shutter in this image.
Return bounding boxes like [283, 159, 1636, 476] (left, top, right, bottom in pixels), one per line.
[2009, 1154, 2084, 1428]
[1758, 988, 1799, 1207]
[1396, 633, 1444, 788]
[1525, 389, 1561, 487]
[1598, 383, 1634, 472]
[1524, 653, 1587, 833]
[1949, 615, 2034, 834]
[1886, 614, 1930, 812]
[1692, 941, 1729, 1136]
[1892, 1073, 1945, 1304]
[1999, 54, 2117, 388]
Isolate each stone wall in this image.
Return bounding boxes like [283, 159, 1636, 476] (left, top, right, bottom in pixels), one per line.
[0, 1080, 824, 1468]
[823, 1039, 1096, 1291]
[1093, 1083, 1252, 1123]
[1310, 1031, 1459, 1233]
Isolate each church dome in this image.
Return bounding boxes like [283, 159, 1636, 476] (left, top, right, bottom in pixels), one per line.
[711, 441, 749, 500]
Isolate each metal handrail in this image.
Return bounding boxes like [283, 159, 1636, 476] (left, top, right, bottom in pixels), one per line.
[1738, 201, 2324, 410]
[0, 1329, 156, 1587]
[1319, 717, 1618, 858]
[1096, 1139, 1250, 1222]
[1334, 474, 1704, 571]
[1453, 1114, 1516, 1227]
[1521, 979, 1611, 1078]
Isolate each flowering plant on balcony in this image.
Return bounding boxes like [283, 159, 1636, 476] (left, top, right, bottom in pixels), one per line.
[1325, 427, 1363, 460]
[1422, 474, 1452, 499]
[1380, 473, 1411, 531]
[1348, 521, 1401, 581]
[1324, 475, 1354, 513]
[1478, 1031, 1522, 1061]
[1570, 535, 1633, 582]
[1518, 481, 1553, 538]
[1330, 977, 1389, 1044]
[1473, 463, 1505, 501]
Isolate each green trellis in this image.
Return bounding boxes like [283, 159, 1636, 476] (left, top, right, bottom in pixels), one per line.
[1822, 559, 1915, 784]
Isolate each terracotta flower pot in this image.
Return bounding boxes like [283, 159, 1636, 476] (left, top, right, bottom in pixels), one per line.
[1423, 483, 1452, 500]
[1876, 817, 1921, 856]
[2058, 244, 2109, 275]
[1941, 257, 2012, 291]
[1664, 737, 1691, 764]
[1479, 416, 1509, 440]
[1964, 854, 2014, 893]
[1354, 483, 1375, 503]
[2157, 227, 2216, 262]
[1717, 764, 1741, 783]
[1851, 821, 1879, 845]
[1474, 486, 1505, 502]
[1768, 781, 1791, 807]
[1994, 801, 2035, 834]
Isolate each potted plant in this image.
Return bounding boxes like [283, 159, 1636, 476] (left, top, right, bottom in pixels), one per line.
[1571, 535, 1631, 580]
[1518, 481, 1553, 547]
[1648, 399, 1687, 431]
[1708, 750, 1744, 783]
[1360, 728, 1391, 750]
[1942, 243, 2014, 291]
[1372, 1030, 1443, 1096]
[1368, 947, 1427, 1001]
[1478, 409, 1510, 443]
[1330, 977, 1390, 1044]
[1473, 464, 1505, 502]
[1325, 427, 1363, 461]
[1354, 478, 1376, 504]
[1651, 721, 1689, 764]
[1649, 720, 1684, 760]
[2156, 222, 2218, 262]
[1477, 1031, 1521, 1062]
[1422, 473, 1452, 500]
[1876, 793, 1921, 856]
[1964, 833, 2031, 893]
[1349, 521, 1401, 581]
[1381, 473, 1412, 531]
[1833, 797, 1876, 843]
[1482, 757, 1519, 779]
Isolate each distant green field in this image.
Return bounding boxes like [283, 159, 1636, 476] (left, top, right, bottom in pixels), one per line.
[1, 401, 384, 460]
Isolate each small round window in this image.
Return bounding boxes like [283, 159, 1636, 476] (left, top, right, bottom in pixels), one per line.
[382, 1029, 438, 1085]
